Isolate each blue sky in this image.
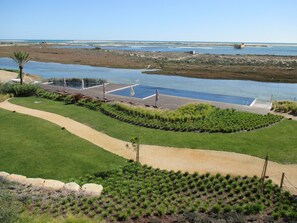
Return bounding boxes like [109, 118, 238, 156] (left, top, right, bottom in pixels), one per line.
[1, 0, 296, 43]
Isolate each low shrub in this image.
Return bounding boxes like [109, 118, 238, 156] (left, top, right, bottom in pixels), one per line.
[0, 94, 11, 102]
[0, 83, 39, 97]
[272, 100, 297, 116]
[100, 102, 283, 133]
[3, 162, 296, 222]
[0, 185, 20, 223]
[36, 89, 103, 109]
[35, 89, 64, 101]
[235, 205, 244, 213]
[63, 95, 76, 104]
[211, 204, 221, 214]
[223, 205, 232, 213]
[244, 203, 263, 214]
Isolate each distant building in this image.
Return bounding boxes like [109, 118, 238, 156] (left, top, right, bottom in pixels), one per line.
[234, 43, 245, 49]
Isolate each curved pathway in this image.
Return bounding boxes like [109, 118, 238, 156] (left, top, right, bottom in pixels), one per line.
[1, 100, 296, 194]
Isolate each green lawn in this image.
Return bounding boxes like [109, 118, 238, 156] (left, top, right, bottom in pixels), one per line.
[0, 108, 125, 181]
[11, 97, 297, 164]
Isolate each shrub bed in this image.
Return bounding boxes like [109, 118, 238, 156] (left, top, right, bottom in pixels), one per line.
[11, 162, 297, 222]
[36, 89, 103, 110]
[34, 89, 283, 133]
[0, 83, 39, 97]
[272, 101, 297, 116]
[0, 94, 11, 102]
[0, 181, 20, 223]
[101, 102, 283, 133]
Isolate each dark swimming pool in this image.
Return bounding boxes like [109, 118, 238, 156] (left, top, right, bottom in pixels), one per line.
[108, 85, 255, 106]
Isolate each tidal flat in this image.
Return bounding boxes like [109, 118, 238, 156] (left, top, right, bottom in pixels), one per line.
[0, 45, 296, 83]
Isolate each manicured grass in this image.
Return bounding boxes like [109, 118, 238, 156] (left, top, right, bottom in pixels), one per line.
[0, 108, 125, 180]
[11, 97, 297, 164]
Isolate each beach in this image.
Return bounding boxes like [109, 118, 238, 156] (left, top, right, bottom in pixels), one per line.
[0, 69, 41, 83]
[0, 70, 17, 83]
[0, 45, 296, 83]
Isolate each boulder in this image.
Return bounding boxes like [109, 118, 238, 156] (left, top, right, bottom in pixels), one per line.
[6, 174, 27, 184]
[81, 183, 103, 196]
[25, 178, 45, 187]
[0, 171, 9, 179]
[64, 182, 80, 192]
[43, 179, 65, 190]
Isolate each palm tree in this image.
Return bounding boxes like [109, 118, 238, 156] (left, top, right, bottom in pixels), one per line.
[11, 51, 30, 85]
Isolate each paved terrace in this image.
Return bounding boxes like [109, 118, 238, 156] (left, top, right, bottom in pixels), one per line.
[40, 83, 271, 114]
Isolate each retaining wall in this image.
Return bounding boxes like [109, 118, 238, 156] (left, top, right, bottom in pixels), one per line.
[0, 171, 103, 196]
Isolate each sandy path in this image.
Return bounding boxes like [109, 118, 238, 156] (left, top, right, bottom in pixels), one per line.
[1, 100, 296, 194]
[0, 70, 17, 83]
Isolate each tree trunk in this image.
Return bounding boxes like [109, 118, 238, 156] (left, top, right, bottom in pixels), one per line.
[19, 65, 23, 85]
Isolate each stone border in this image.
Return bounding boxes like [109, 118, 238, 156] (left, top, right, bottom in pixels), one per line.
[0, 171, 103, 196]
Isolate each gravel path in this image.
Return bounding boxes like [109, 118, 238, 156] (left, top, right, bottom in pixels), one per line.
[1, 100, 296, 194]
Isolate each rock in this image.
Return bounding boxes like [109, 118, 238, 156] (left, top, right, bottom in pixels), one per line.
[0, 171, 9, 179]
[81, 183, 103, 196]
[43, 180, 65, 190]
[6, 174, 27, 184]
[25, 178, 45, 187]
[64, 182, 80, 192]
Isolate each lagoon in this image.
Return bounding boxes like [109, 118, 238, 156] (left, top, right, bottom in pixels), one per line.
[0, 57, 296, 101]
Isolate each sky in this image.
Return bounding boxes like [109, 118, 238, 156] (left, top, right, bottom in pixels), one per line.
[0, 0, 296, 43]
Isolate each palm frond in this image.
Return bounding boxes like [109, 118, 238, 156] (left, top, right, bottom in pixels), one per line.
[11, 51, 30, 66]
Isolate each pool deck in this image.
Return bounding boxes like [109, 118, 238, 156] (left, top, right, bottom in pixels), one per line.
[41, 83, 272, 114]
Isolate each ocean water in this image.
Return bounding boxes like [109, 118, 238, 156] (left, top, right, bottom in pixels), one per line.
[1, 40, 297, 56]
[96, 42, 297, 56]
[0, 57, 296, 101]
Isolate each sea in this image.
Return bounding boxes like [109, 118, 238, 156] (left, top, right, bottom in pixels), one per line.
[1, 40, 297, 56]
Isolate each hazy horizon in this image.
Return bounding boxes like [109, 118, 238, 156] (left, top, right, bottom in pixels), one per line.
[1, 39, 297, 44]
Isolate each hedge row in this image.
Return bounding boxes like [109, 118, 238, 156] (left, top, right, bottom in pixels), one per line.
[35, 89, 102, 110]
[0, 83, 39, 97]
[100, 102, 283, 133]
